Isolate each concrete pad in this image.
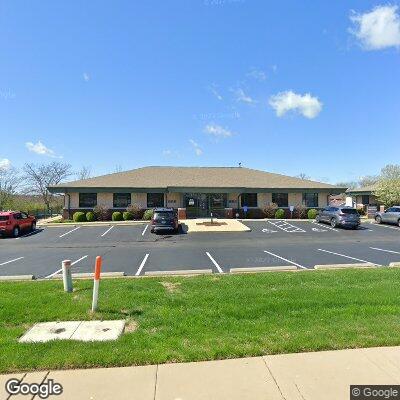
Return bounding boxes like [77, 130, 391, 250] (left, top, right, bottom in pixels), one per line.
[263, 348, 400, 400]
[181, 218, 251, 233]
[70, 320, 125, 342]
[19, 321, 81, 343]
[230, 266, 297, 273]
[0, 373, 24, 400]
[48, 365, 157, 400]
[145, 269, 213, 276]
[12, 371, 49, 399]
[156, 357, 283, 400]
[0, 275, 34, 281]
[314, 263, 374, 270]
[389, 262, 400, 267]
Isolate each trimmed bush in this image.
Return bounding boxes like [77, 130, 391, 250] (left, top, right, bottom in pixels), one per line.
[123, 211, 134, 221]
[86, 211, 96, 222]
[143, 209, 154, 220]
[308, 209, 318, 219]
[275, 208, 285, 219]
[73, 211, 86, 222]
[126, 204, 142, 220]
[357, 208, 366, 216]
[263, 203, 278, 218]
[112, 211, 123, 221]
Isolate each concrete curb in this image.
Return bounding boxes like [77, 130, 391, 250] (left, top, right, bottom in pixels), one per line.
[39, 221, 148, 228]
[144, 269, 213, 276]
[0, 274, 34, 281]
[230, 266, 298, 273]
[314, 263, 375, 270]
[389, 262, 400, 267]
[50, 272, 126, 279]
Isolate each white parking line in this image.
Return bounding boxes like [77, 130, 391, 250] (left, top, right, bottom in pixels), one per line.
[268, 220, 306, 233]
[317, 249, 381, 266]
[311, 221, 338, 232]
[44, 255, 89, 279]
[370, 247, 400, 255]
[141, 224, 149, 236]
[59, 226, 80, 238]
[372, 223, 400, 231]
[0, 257, 24, 266]
[206, 252, 223, 273]
[136, 253, 149, 276]
[101, 225, 114, 237]
[263, 250, 306, 269]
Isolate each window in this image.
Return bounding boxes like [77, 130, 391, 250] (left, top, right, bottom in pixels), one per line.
[113, 193, 131, 208]
[13, 213, 21, 220]
[303, 193, 318, 208]
[147, 193, 164, 208]
[272, 193, 288, 207]
[79, 193, 97, 208]
[361, 195, 370, 205]
[0, 216, 9, 221]
[340, 208, 358, 214]
[240, 193, 257, 207]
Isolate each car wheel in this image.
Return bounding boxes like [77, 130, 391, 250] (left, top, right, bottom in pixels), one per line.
[12, 226, 20, 238]
[330, 218, 337, 228]
[315, 215, 320, 223]
[375, 216, 382, 224]
[31, 222, 36, 231]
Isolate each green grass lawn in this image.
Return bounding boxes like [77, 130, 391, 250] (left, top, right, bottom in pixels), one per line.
[1, 268, 400, 373]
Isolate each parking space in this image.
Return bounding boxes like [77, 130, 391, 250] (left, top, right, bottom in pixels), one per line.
[1, 220, 400, 278]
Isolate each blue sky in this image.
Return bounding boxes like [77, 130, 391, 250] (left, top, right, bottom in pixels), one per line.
[0, 0, 399, 183]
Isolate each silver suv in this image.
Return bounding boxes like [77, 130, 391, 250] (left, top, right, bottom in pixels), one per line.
[375, 206, 400, 227]
[316, 206, 360, 229]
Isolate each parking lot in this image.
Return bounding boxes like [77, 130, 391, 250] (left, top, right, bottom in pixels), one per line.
[1, 220, 400, 278]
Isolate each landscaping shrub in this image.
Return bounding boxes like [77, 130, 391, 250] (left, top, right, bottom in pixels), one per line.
[123, 211, 134, 221]
[263, 203, 278, 218]
[275, 208, 285, 219]
[73, 211, 86, 222]
[86, 211, 96, 222]
[295, 204, 307, 219]
[143, 209, 154, 220]
[126, 204, 143, 220]
[112, 211, 123, 221]
[357, 208, 366, 216]
[93, 205, 109, 221]
[308, 209, 318, 219]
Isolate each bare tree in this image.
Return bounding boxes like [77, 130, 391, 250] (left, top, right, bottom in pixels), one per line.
[76, 165, 92, 180]
[114, 165, 123, 173]
[23, 162, 72, 212]
[359, 175, 378, 187]
[297, 173, 310, 180]
[0, 167, 22, 210]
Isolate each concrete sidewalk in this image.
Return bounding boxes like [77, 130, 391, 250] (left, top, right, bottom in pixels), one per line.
[1, 346, 400, 399]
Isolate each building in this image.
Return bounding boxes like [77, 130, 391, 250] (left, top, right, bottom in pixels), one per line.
[48, 166, 346, 219]
[346, 185, 379, 208]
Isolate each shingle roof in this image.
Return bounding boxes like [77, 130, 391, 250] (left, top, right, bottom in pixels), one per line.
[346, 185, 377, 194]
[49, 166, 345, 191]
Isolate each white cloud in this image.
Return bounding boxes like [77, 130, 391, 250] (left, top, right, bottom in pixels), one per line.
[234, 88, 256, 104]
[25, 141, 60, 158]
[83, 72, 90, 81]
[189, 139, 203, 156]
[271, 65, 278, 73]
[0, 158, 11, 171]
[269, 90, 323, 119]
[208, 84, 223, 101]
[162, 149, 179, 157]
[350, 5, 400, 50]
[246, 68, 266, 81]
[204, 123, 234, 138]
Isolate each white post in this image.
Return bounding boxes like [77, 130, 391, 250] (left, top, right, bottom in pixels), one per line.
[62, 260, 73, 292]
[91, 256, 102, 312]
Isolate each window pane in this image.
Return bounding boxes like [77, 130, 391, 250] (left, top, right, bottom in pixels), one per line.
[113, 193, 131, 208]
[210, 193, 227, 208]
[272, 193, 288, 207]
[79, 193, 97, 208]
[240, 193, 257, 207]
[341, 208, 358, 214]
[302, 193, 318, 208]
[147, 193, 164, 208]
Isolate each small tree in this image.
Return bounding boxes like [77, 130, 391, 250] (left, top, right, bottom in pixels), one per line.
[374, 164, 400, 207]
[76, 166, 92, 180]
[263, 203, 278, 218]
[295, 203, 307, 219]
[0, 167, 22, 210]
[23, 162, 72, 213]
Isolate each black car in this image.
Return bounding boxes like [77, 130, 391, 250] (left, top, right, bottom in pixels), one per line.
[150, 208, 179, 234]
[316, 206, 360, 229]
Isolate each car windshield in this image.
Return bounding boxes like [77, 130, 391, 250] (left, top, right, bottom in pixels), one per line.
[341, 209, 358, 214]
[154, 211, 174, 219]
[0, 216, 9, 221]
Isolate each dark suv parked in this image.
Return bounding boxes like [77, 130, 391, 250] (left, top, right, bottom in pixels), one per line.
[150, 208, 179, 234]
[316, 206, 360, 229]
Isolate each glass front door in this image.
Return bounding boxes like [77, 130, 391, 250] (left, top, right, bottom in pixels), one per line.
[184, 193, 227, 218]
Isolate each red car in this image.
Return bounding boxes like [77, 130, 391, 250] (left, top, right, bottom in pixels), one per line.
[0, 211, 37, 237]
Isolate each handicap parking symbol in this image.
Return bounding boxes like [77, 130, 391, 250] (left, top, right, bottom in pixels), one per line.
[312, 227, 327, 232]
[262, 228, 278, 233]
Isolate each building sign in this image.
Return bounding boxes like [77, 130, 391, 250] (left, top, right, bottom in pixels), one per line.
[188, 199, 195, 206]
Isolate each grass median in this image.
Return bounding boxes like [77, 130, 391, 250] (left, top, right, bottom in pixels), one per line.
[1, 268, 400, 373]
